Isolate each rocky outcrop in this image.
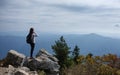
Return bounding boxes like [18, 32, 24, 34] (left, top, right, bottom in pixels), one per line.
[24, 49, 60, 75]
[0, 49, 60, 75]
[2, 50, 26, 67]
[0, 65, 38, 75]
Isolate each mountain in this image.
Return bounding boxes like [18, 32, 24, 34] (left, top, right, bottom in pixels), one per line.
[0, 33, 120, 59]
[64, 33, 120, 55]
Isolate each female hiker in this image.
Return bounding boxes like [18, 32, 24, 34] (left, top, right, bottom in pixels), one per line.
[26, 28, 37, 58]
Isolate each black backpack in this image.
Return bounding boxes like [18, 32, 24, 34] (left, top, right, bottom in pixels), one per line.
[26, 34, 32, 44]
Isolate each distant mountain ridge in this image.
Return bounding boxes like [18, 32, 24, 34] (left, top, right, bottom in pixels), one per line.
[0, 33, 120, 59]
[65, 33, 120, 55]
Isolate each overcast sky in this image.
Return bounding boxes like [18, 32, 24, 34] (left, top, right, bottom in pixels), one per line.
[0, 0, 120, 37]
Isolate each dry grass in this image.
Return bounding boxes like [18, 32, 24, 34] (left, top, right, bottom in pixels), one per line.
[62, 64, 88, 75]
[61, 63, 119, 75]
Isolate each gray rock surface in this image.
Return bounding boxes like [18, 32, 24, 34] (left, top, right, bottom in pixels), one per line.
[36, 48, 58, 62]
[24, 49, 60, 75]
[0, 49, 60, 75]
[0, 65, 38, 75]
[5, 50, 26, 67]
[0, 67, 9, 75]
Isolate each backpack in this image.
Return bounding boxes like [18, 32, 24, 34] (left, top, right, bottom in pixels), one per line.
[26, 34, 32, 44]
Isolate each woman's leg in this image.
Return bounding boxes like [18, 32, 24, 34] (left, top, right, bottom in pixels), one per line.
[30, 43, 35, 58]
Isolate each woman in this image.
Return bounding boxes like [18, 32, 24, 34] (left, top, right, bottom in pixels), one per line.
[27, 28, 37, 58]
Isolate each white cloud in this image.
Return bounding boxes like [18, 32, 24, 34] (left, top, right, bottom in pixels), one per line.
[0, 0, 120, 38]
[37, 0, 120, 8]
[69, 0, 120, 8]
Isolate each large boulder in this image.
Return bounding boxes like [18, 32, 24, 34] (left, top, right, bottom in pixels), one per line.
[36, 48, 58, 62]
[24, 49, 60, 75]
[3, 50, 26, 67]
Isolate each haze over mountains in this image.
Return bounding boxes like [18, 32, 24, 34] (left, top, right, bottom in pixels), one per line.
[0, 33, 120, 59]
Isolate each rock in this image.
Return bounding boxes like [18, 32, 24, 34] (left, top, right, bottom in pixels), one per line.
[36, 48, 59, 62]
[29, 71, 38, 75]
[14, 70, 29, 75]
[5, 50, 26, 67]
[0, 67, 9, 75]
[1, 49, 60, 75]
[24, 49, 60, 75]
[0, 65, 38, 75]
[14, 67, 38, 75]
[20, 66, 30, 72]
[25, 58, 60, 71]
[8, 65, 15, 75]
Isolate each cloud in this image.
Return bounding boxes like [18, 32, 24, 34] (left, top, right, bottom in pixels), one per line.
[114, 24, 120, 28]
[49, 4, 91, 13]
[38, 0, 120, 8]
[0, 0, 120, 37]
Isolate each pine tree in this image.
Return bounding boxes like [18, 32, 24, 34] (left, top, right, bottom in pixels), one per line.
[72, 45, 80, 64]
[52, 36, 71, 68]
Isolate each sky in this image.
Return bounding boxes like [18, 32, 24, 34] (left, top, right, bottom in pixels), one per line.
[0, 0, 120, 37]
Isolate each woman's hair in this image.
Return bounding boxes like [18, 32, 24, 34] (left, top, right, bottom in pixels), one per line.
[29, 28, 34, 34]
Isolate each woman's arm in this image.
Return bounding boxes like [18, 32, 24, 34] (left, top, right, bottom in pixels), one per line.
[34, 32, 38, 37]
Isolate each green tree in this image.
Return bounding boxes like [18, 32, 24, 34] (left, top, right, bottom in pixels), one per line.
[72, 45, 80, 64]
[52, 36, 71, 68]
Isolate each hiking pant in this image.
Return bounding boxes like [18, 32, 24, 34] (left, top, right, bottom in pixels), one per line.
[30, 43, 35, 57]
